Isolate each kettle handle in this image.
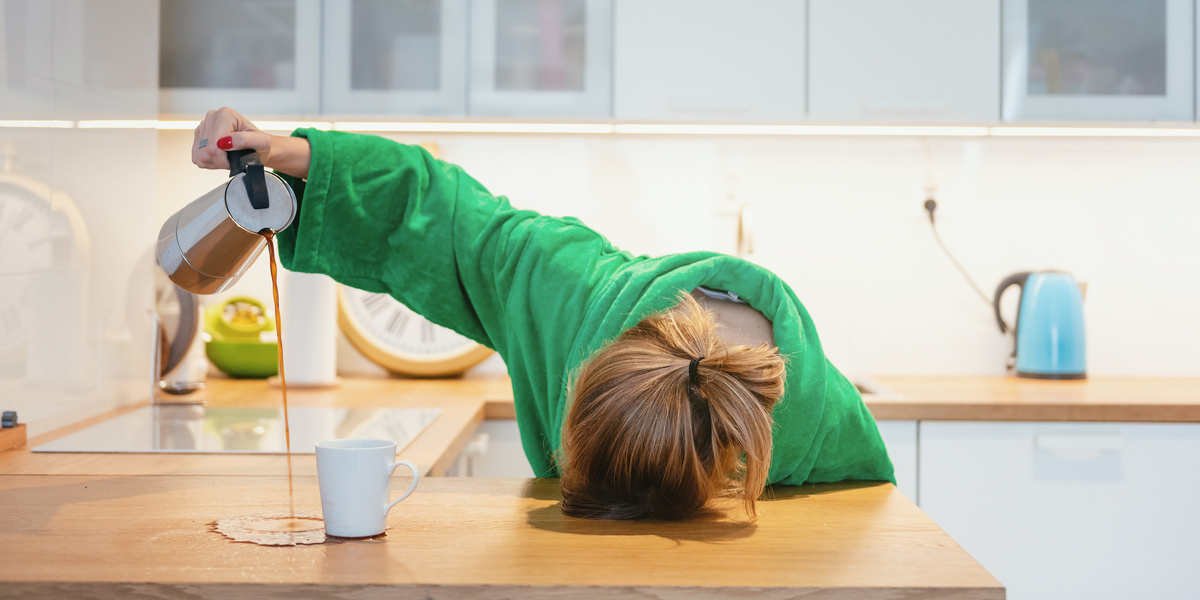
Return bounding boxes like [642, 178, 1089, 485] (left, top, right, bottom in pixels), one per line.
[993, 272, 1031, 334]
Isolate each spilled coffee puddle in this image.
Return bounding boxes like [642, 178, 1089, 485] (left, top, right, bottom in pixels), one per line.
[210, 514, 389, 546]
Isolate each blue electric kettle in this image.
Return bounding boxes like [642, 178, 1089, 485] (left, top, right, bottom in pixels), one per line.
[993, 271, 1087, 379]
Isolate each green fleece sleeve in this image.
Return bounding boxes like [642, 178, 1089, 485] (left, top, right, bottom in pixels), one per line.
[273, 130, 632, 474]
[275, 129, 625, 357]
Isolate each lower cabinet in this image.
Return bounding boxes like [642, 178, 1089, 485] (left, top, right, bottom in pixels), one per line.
[876, 420, 918, 503]
[919, 421, 1200, 600]
[449, 420, 535, 478]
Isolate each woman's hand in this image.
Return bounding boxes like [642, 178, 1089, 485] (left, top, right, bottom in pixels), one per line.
[192, 107, 311, 179]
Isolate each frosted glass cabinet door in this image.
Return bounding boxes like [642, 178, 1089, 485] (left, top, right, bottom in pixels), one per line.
[323, 0, 467, 116]
[0, 0, 55, 119]
[158, 0, 321, 115]
[1002, 0, 1194, 121]
[809, 0, 999, 122]
[613, 0, 805, 123]
[469, 0, 612, 117]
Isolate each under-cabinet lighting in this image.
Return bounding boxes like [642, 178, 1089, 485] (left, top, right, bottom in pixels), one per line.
[7, 119, 1200, 138]
[77, 120, 159, 129]
[989, 126, 1200, 137]
[0, 120, 74, 128]
[332, 122, 615, 134]
[614, 124, 990, 136]
[153, 120, 334, 131]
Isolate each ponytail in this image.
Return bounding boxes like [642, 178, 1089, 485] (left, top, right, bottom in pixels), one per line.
[560, 292, 785, 520]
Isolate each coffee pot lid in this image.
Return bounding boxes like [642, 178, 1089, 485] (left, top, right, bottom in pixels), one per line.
[225, 170, 296, 234]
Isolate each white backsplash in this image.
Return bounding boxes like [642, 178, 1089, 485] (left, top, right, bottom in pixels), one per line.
[0, 0, 158, 436]
[156, 129, 1200, 379]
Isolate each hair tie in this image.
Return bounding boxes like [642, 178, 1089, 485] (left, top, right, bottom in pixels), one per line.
[688, 356, 705, 386]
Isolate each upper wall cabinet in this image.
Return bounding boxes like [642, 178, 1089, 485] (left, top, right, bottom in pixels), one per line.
[469, 0, 612, 117]
[1002, 0, 1194, 121]
[2, 0, 158, 120]
[159, 0, 321, 116]
[613, 0, 806, 123]
[323, 0, 468, 116]
[808, 0, 1000, 122]
[1, 0, 55, 119]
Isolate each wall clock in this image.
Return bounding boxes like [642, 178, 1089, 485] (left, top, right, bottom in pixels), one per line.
[0, 168, 89, 373]
[336, 285, 493, 377]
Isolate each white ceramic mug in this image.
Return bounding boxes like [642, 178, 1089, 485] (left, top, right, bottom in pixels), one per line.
[315, 439, 420, 538]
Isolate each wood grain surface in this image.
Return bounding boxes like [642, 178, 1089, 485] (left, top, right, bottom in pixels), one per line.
[870, 376, 1200, 422]
[0, 476, 1002, 599]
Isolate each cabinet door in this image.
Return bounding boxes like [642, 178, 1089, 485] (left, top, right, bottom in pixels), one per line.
[0, 0, 55, 119]
[52, 0, 159, 119]
[1002, 0, 1193, 121]
[158, 0, 321, 116]
[875, 420, 918, 503]
[323, 0, 468, 116]
[920, 421, 1200, 600]
[468, 0, 611, 117]
[613, 0, 805, 122]
[809, 0, 999, 122]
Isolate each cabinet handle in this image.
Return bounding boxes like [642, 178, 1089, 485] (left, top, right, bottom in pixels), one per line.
[1035, 434, 1123, 452]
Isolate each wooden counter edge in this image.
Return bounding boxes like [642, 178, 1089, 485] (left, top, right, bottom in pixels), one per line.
[0, 581, 1003, 600]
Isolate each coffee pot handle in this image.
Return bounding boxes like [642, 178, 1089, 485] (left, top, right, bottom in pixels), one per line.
[993, 272, 1031, 334]
[226, 150, 270, 211]
[226, 149, 260, 177]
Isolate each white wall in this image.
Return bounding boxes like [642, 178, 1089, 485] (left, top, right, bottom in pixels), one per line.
[157, 129, 1200, 379]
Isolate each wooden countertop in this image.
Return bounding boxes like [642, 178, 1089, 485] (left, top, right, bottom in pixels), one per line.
[870, 376, 1200, 422]
[0, 375, 1003, 598]
[482, 375, 1200, 423]
[0, 476, 1001, 599]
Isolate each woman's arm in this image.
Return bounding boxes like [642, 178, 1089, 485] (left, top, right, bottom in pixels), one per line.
[192, 107, 312, 179]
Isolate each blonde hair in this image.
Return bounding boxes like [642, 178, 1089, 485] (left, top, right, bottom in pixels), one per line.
[560, 292, 785, 520]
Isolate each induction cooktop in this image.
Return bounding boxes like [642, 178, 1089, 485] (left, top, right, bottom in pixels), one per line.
[32, 404, 442, 454]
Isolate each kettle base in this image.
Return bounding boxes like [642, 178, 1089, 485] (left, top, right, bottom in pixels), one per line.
[1016, 371, 1087, 380]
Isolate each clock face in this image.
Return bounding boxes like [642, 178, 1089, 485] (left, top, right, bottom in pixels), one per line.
[0, 182, 54, 359]
[337, 285, 493, 377]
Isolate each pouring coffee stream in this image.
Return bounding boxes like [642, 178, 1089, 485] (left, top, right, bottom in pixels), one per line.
[157, 149, 301, 521]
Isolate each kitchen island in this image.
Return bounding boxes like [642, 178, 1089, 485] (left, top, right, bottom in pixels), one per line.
[0, 376, 1003, 599]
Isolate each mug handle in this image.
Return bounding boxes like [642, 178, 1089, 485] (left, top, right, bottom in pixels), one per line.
[385, 460, 420, 513]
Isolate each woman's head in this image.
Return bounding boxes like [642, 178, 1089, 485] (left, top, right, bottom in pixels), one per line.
[560, 292, 786, 521]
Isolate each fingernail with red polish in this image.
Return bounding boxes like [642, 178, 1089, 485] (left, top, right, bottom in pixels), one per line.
[217, 136, 233, 150]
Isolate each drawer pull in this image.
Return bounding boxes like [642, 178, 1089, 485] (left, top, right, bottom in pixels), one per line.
[1035, 434, 1123, 452]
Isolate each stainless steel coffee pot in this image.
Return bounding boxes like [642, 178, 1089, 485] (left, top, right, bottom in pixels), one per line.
[157, 150, 296, 295]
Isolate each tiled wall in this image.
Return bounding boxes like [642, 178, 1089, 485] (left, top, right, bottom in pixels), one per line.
[157, 129, 1200, 380]
[1, 0, 159, 435]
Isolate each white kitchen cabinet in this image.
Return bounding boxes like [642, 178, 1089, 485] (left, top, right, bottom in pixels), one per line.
[919, 421, 1200, 600]
[158, 0, 321, 116]
[875, 420, 918, 502]
[808, 0, 999, 122]
[449, 419, 536, 478]
[322, 0, 468, 116]
[1002, 0, 1194, 121]
[0, 0, 55, 119]
[612, 0, 805, 123]
[468, 0, 611, 117]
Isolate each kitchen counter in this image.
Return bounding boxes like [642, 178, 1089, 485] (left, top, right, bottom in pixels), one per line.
[0, 476, 1000, 598]
[0, 375, 1003, 599]
[869, 375, 1200, 422]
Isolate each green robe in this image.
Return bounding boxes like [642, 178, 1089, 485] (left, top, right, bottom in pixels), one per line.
[276, 129, 894, 486]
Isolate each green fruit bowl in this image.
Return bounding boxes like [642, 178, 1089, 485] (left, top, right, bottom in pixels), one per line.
[206, 339, 279, 379]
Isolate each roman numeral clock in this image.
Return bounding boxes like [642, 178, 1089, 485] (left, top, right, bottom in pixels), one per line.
[337, 286, 493, 377]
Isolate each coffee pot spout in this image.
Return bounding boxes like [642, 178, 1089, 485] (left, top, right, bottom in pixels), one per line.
[156, 150, 297, 295]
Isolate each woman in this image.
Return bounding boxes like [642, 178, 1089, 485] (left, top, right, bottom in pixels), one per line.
[192, 108, 894, 521]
